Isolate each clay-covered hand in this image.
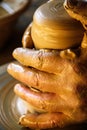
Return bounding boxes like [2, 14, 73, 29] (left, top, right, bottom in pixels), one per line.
[64, 0, 87, 49]
[7, 47, 87, 129]
[64, 0, 87, 29]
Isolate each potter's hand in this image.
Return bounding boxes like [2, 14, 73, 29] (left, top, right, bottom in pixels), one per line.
[7, 47, 87, 129]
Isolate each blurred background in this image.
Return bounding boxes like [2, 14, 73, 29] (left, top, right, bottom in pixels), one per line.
[0, 0, 47, 65]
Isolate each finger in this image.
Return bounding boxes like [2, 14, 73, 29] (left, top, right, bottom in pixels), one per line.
[22, 23, 34, 48]
[7, 63, 61, 93]
[7, 62, 77, 108]
[19, 112, 73, 129]
[13, 47, 67, 74]
[14, 83, 67, 112]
